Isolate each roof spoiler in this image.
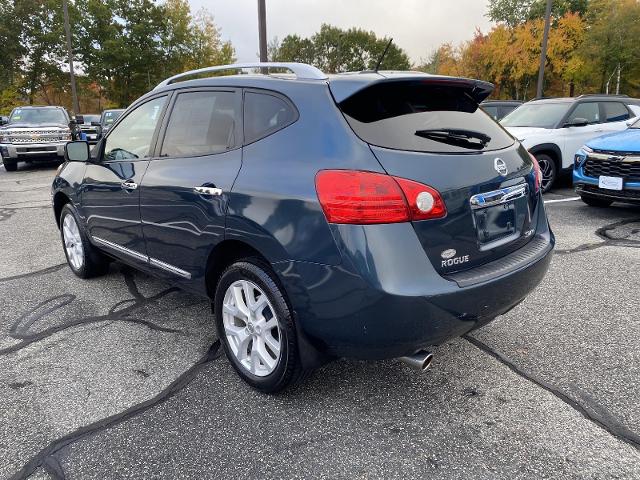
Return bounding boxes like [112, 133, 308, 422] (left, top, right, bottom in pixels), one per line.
[331, 76, 494, 104]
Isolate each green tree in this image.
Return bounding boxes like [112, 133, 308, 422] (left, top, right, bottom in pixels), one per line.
[188, 8, 235, 70]
[274, 24, 411, 73]
[488, 0, 589, 26]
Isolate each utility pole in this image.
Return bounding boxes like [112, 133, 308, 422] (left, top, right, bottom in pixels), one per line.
[257, 0, 268, 63]
[536, 0, 553, 99]
[62, 0, 80, 114]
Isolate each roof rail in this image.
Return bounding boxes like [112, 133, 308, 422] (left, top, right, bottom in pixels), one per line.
[154, 62, 327, 89]
[577, 93, 629, 98]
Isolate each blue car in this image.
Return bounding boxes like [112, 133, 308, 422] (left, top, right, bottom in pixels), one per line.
[574, 117, 640, 206]
[52, 63, 554, 392]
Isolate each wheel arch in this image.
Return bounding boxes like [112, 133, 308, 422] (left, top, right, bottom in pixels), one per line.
[528, 143, 562, 169]
[53, 191, 71, 228]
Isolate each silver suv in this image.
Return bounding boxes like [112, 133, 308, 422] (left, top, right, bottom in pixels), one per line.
[0, 106, 77, 171]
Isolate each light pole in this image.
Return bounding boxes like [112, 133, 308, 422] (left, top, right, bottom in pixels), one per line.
[62, 0, 80, 114]
[257, 0, 268, 63]
[536, 0, 553, 99]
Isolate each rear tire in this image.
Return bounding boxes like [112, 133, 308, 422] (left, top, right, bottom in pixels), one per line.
[535, 153, 557, 193]
[580, 195, 613, 208]
[59, 203, 110, 278]
[214, 258, 309, 393]
[3, 159, 17, 172]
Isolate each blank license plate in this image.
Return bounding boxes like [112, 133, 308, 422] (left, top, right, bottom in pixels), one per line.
[599, 176, 623, 191]
[474, 202, 516, 243]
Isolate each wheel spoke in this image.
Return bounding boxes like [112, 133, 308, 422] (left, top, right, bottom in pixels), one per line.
[232, 284, 250, 317]
[255, 338, 276, 370]
[264, 332, 280, 357]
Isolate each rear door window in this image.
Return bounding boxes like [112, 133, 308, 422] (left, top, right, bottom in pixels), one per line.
[243, 91, 298, 144]
[338, 82, 514, 153]
[567, 102, 600, 124]
[601, 102, 630, 123]
[161, 90, 239, 157]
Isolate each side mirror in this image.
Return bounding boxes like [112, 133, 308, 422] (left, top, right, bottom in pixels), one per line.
[65, 141, 90, 162]
[0, 116, 7, 126]
[74, 115, 85, 125]
[564, 117, 589, 128]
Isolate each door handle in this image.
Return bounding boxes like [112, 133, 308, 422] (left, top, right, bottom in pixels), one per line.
[121, 180, 138, 190]
[194, 186, 223, 196]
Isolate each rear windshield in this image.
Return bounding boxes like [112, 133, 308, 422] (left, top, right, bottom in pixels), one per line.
[339, 82, 514, 153]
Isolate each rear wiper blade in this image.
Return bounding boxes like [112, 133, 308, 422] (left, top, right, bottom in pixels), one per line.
[415, 129, 491, 149]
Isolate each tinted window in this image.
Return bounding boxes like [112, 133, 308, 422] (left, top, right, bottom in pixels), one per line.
[501, 102, 570, 128]
[244, 92, 297, 144]
[567, 102, 600, 124]
[102, 110, 123, 125]
[161, 91, 238, 157]
[340, 83, 514, 153]
[104, 96, 166, 161]
[602, 102, 630, 123]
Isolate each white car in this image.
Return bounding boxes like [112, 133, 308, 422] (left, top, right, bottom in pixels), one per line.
[501, 95, 640, 192]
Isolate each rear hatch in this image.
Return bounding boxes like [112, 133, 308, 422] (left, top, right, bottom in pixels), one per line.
[331, 75, 540, 275]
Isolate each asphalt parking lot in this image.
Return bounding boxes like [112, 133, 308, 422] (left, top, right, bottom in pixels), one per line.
[1, 162, 639, 479]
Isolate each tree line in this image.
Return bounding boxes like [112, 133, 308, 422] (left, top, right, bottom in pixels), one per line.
[0, 0, 235, 114]
[419, 0, 640, 99]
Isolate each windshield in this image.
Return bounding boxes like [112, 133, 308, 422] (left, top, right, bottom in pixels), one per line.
[83, 115, 100, 124]
[102, 110, 124, 125]
[9, 108, 67, 125]
[501, 102, 571, 129]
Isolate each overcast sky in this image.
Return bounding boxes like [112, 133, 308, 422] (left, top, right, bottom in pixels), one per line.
[187, 0, 494, 65]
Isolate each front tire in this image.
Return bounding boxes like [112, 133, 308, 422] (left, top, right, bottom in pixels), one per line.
[59, 204, 109, 278]
[214, 259, 308, 393]
[580, 194, 613, 208]
[535, 153, 557, 193]
[3, 159, 17, 172]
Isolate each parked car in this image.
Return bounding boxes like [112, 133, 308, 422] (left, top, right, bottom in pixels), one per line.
[501, 95, 640, 192]
[574, 117, 640, 206]
[95, 109, 125, 140]
[0, 106, 81, 171]
[79, 114, 101, 144]
[481, 100, 522, 121]
[52, 63, 554, 392]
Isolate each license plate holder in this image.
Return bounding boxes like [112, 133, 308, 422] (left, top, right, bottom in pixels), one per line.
[474, 202, 516, 243]
[598, 175, 623, 191]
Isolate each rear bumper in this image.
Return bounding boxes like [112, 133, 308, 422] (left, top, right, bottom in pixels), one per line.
[274, 202, 554, 360]
[0, 142, 66, 160]
[573, 168, 640, 204]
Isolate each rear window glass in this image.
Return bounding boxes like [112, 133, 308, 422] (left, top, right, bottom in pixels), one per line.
[602, 102, 630, 123]
[339, 82, 514, 153]
[243, 92, 297, 144]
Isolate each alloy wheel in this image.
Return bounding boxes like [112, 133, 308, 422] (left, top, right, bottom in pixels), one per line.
[62, 214, 84, 271]
[537, 157, 555, 192]
[222, 279, 282, 377]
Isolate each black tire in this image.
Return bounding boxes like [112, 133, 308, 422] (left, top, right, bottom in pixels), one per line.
[580, 194, 613, 208]
[59, 203, 110, 278]
[214, 258, 309, 393]
[535, 153, 557, 193]
[3, 159, 17, 172]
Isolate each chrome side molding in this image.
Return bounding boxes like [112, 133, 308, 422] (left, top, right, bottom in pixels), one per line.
[92, 236, 191, 279]
[470, 184, 528, 210]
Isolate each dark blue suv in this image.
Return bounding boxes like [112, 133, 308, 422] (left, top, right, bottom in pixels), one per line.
[52, 63, 554, 392]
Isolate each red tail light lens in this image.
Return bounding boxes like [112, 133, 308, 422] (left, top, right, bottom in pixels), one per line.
[315, 170, 446, 224]
[529, 152, 542, 193]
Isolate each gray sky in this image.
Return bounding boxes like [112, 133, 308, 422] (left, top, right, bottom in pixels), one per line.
[188, 0, 494, 65]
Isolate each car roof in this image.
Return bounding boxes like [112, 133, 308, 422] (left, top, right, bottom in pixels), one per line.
[481, 100, 523, 105]
[12, 105, 66, 109]
[529, 95, 638, 104]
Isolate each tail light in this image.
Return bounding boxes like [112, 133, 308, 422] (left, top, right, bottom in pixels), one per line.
[315, 170, 446, 224]
[529, 152, 542, 193]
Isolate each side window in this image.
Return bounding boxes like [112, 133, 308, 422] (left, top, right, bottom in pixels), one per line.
[602, 102, 630, 123]
[105, 96, 167, 161]
[243, 92, 297, 144]
[482, 106, 499, 120]
[161, 91, 239, 157]
[567, 102, 600, 125]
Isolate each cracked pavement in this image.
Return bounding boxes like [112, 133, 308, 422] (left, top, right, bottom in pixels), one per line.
[1, 163, 639, 479]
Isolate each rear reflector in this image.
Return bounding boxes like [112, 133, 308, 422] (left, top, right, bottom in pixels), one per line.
[315, 170, 446, 224]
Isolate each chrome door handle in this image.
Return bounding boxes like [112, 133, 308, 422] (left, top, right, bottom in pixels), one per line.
[121, 180, 138, 190]
[194, 186, 223, 196]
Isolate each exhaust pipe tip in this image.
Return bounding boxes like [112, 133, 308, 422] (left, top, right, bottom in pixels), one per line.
[398, 350, 433, 372]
